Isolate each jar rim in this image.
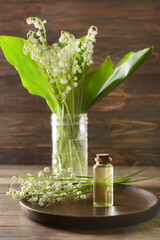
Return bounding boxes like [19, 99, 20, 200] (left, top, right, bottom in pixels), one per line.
[51, 113, 87, 116]
[51, 113, 88, 124]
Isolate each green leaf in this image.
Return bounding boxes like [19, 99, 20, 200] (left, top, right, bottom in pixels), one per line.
[86, 46, 153, 110]
[80, 56, 114, 112]
[0, 36, 59, 113]
[115, 52, 134, 68]
[0, 36, 154, 115]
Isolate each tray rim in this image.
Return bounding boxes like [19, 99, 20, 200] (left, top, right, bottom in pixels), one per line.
[19, 184, 160, 219]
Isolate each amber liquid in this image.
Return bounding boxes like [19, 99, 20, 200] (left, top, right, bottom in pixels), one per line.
[93, 163, 113, 207]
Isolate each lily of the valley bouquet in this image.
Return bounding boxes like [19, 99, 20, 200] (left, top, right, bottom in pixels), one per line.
[0, 17, 153, 175]
[0, 17, 154, 206]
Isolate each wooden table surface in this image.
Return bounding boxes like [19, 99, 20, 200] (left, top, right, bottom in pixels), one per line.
[0, 165, 160, 240]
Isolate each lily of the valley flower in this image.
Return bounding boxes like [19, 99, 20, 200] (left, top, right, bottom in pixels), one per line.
[23, 17, 98, 101]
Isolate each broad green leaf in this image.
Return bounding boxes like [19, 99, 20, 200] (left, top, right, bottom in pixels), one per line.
[0, 36, 154, 115]
[115, 52, 134, 68]
[80, 56, 114, 112]
[0, 36, 60, 113]
[86, 46, 153, 110]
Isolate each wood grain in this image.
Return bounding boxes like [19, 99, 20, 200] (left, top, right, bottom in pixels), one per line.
[0, 165, 160, 239]
[0, 0, 160, 165]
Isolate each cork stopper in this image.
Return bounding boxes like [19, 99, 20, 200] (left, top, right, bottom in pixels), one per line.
[95, 153, 112, 164]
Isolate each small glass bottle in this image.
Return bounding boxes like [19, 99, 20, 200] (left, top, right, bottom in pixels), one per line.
[93, 153, 113, 207]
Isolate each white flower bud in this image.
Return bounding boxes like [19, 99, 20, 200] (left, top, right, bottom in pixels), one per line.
[34, 190, 39, 195]
[60, 169, 66, 175]
[74, 82, 78, 87]
[59, 60, 64, 67]
[47, 192, 54, 198]
[6, 192, 10, 197]
[60, 79, 65, 84]
[42, 194, 47, 200]
[80, 195, 86, 200]
[64, 79, 68, 84]
[26, 18, 32, 25]
[67, 168, 73, 173]
[27, 173, 32, 177]
[37, 31, 41, 36]
[77, 183, 82, 188]
[66, 86, 71, 91]
[38, 171, 44, 180]
[18, 178, 23, 184]
[44, 167, 50, 173]
[21, 186, 26, 192]
[70, 173, 76, 179]
[50, 176, 55, 182]
[58, 52, 61, 58]
[68, 183, 73, 190]
[39, 201, 44, 206]
[20, 192, 24, 198]
[40, 37, 45, 42]
[55, 68, 60, 73]
[50, 79, 55, 83]
[16, 191, 21, 197]
[12, 193, 17, 199]
[55, 174, 61, 180]
[67, 74, 71, 80]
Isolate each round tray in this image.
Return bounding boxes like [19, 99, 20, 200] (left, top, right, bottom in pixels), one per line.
[19, 185, 159, 228]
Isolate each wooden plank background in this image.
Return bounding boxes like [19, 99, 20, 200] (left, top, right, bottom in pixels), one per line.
[0, 0, 160, 166]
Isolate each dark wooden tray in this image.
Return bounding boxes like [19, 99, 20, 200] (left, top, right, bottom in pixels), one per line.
[19, 185, 159, 228]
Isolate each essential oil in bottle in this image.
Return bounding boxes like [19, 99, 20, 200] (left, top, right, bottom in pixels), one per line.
[93, 153, 113, 207]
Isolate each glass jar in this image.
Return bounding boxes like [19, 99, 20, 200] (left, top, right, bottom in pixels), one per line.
[51, 113, 88, 176]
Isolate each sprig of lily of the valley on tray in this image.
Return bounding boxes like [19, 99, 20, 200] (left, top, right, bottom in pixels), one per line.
[0, 17, 153, 115]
